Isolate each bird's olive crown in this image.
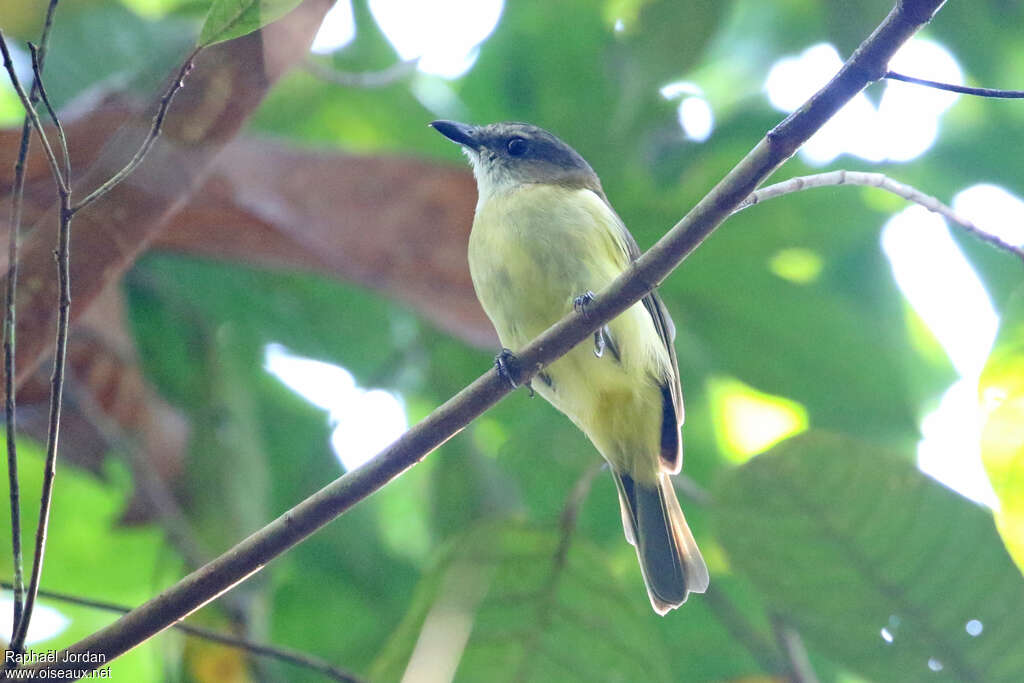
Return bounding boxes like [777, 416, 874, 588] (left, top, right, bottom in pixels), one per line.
[470, 122, 602, 193]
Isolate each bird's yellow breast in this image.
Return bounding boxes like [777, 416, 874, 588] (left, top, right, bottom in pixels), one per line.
[468, 183, 673, 481]
[469, 184, 629, 347]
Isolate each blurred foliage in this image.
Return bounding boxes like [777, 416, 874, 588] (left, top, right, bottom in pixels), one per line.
[370, 519, 676, 682]
[980, 286, 1024, 575]
[0, 442, 178, 680]
[2, 0, 1023, 681]
[715, 431, 1024, 682]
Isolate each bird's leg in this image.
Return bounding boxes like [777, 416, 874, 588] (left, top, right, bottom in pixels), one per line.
[572, 291, 614, 359]
[599, 326, 621, 362]
[495, 348, 532, 395]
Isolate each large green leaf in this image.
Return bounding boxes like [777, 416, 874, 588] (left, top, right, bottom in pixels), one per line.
[370, 519, 675, 682]
[714, 431, 1024, 682]
[980, 286, 1024, 575]
[198, 0, 303, 46]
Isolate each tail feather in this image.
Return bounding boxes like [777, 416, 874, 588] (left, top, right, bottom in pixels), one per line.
[613, 470, 709, 615]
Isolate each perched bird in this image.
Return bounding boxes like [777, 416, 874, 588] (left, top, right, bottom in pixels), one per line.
[431, 120, 709, 614]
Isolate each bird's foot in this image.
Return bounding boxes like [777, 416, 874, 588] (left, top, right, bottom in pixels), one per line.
[573, 290, 596, 315]
[495, 348, 531, 394]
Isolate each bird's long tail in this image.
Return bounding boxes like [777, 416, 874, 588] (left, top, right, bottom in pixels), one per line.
[613, 470, 709, 615]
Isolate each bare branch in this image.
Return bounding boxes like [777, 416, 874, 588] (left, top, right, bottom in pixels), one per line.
[26, 0, 948, 675]
[28, 43, 70, 183]
[735, 170, 1024, 263]
[0, 24, 76, 657]
[8, 103, 72, 661]
[0, 32, 68, 194]
[885, 70, 1024, 98]
[3, 0, 61, 641]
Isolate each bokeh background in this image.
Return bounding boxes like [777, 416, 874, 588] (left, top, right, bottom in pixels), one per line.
[1, 0, 1023, 680]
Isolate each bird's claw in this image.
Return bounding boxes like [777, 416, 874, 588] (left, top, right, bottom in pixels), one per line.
[593, 330, 605, 358]
[573, 290, 596, 315]
[495, 348, 522, 390]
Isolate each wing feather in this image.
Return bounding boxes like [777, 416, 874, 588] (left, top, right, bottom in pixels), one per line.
[590, 190, 684, 473]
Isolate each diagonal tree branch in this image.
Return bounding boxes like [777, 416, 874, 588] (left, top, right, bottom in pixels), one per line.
[25, 0, 948, 676]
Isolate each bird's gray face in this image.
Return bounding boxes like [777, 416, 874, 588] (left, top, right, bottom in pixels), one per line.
[430, 120, 600, 199]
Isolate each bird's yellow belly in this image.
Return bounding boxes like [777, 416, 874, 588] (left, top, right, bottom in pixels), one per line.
[468, 184, 669, 480]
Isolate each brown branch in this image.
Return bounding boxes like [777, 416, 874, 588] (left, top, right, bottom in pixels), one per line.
[885, 70, 1024, 98]
[0, 35, 67, 195]
[26, 0, 947, 676]
[28, 43, 70, 184]
[734, 170, 1024, 263]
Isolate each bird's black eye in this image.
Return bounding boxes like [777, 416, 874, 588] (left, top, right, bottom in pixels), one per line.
[506, 137, 527, 156]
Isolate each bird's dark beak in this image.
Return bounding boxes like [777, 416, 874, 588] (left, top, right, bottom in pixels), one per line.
[430, 120, 479, 148]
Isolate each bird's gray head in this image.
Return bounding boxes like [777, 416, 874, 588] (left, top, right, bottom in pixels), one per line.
[430, 120, 601, 200]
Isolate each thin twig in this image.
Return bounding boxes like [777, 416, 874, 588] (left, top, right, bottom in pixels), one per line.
[28, 43, 70, 183]
[71, 48, 200, 215]
[27, 0, 948, 675]
[885, 70, 1024, 98]
[303, 57, 420, 89]
[0, 581, 363, 682]
[2, 0, 61, 644]
[2, 39, 200, 652]
[0, 33, 68, 194]
[3, 112, 30, 649]
[8, 116, 71, 658]
[0, 25, 74, 658]
[734, 170, 1024, 263]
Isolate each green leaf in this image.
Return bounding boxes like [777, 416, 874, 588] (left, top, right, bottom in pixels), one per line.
[370, 519, 674, 683]
[0, 443, 179, 680]
[714, 431, 1024, 682]
[198, 0, 302, 46]
[980, 286, 1024, 575]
